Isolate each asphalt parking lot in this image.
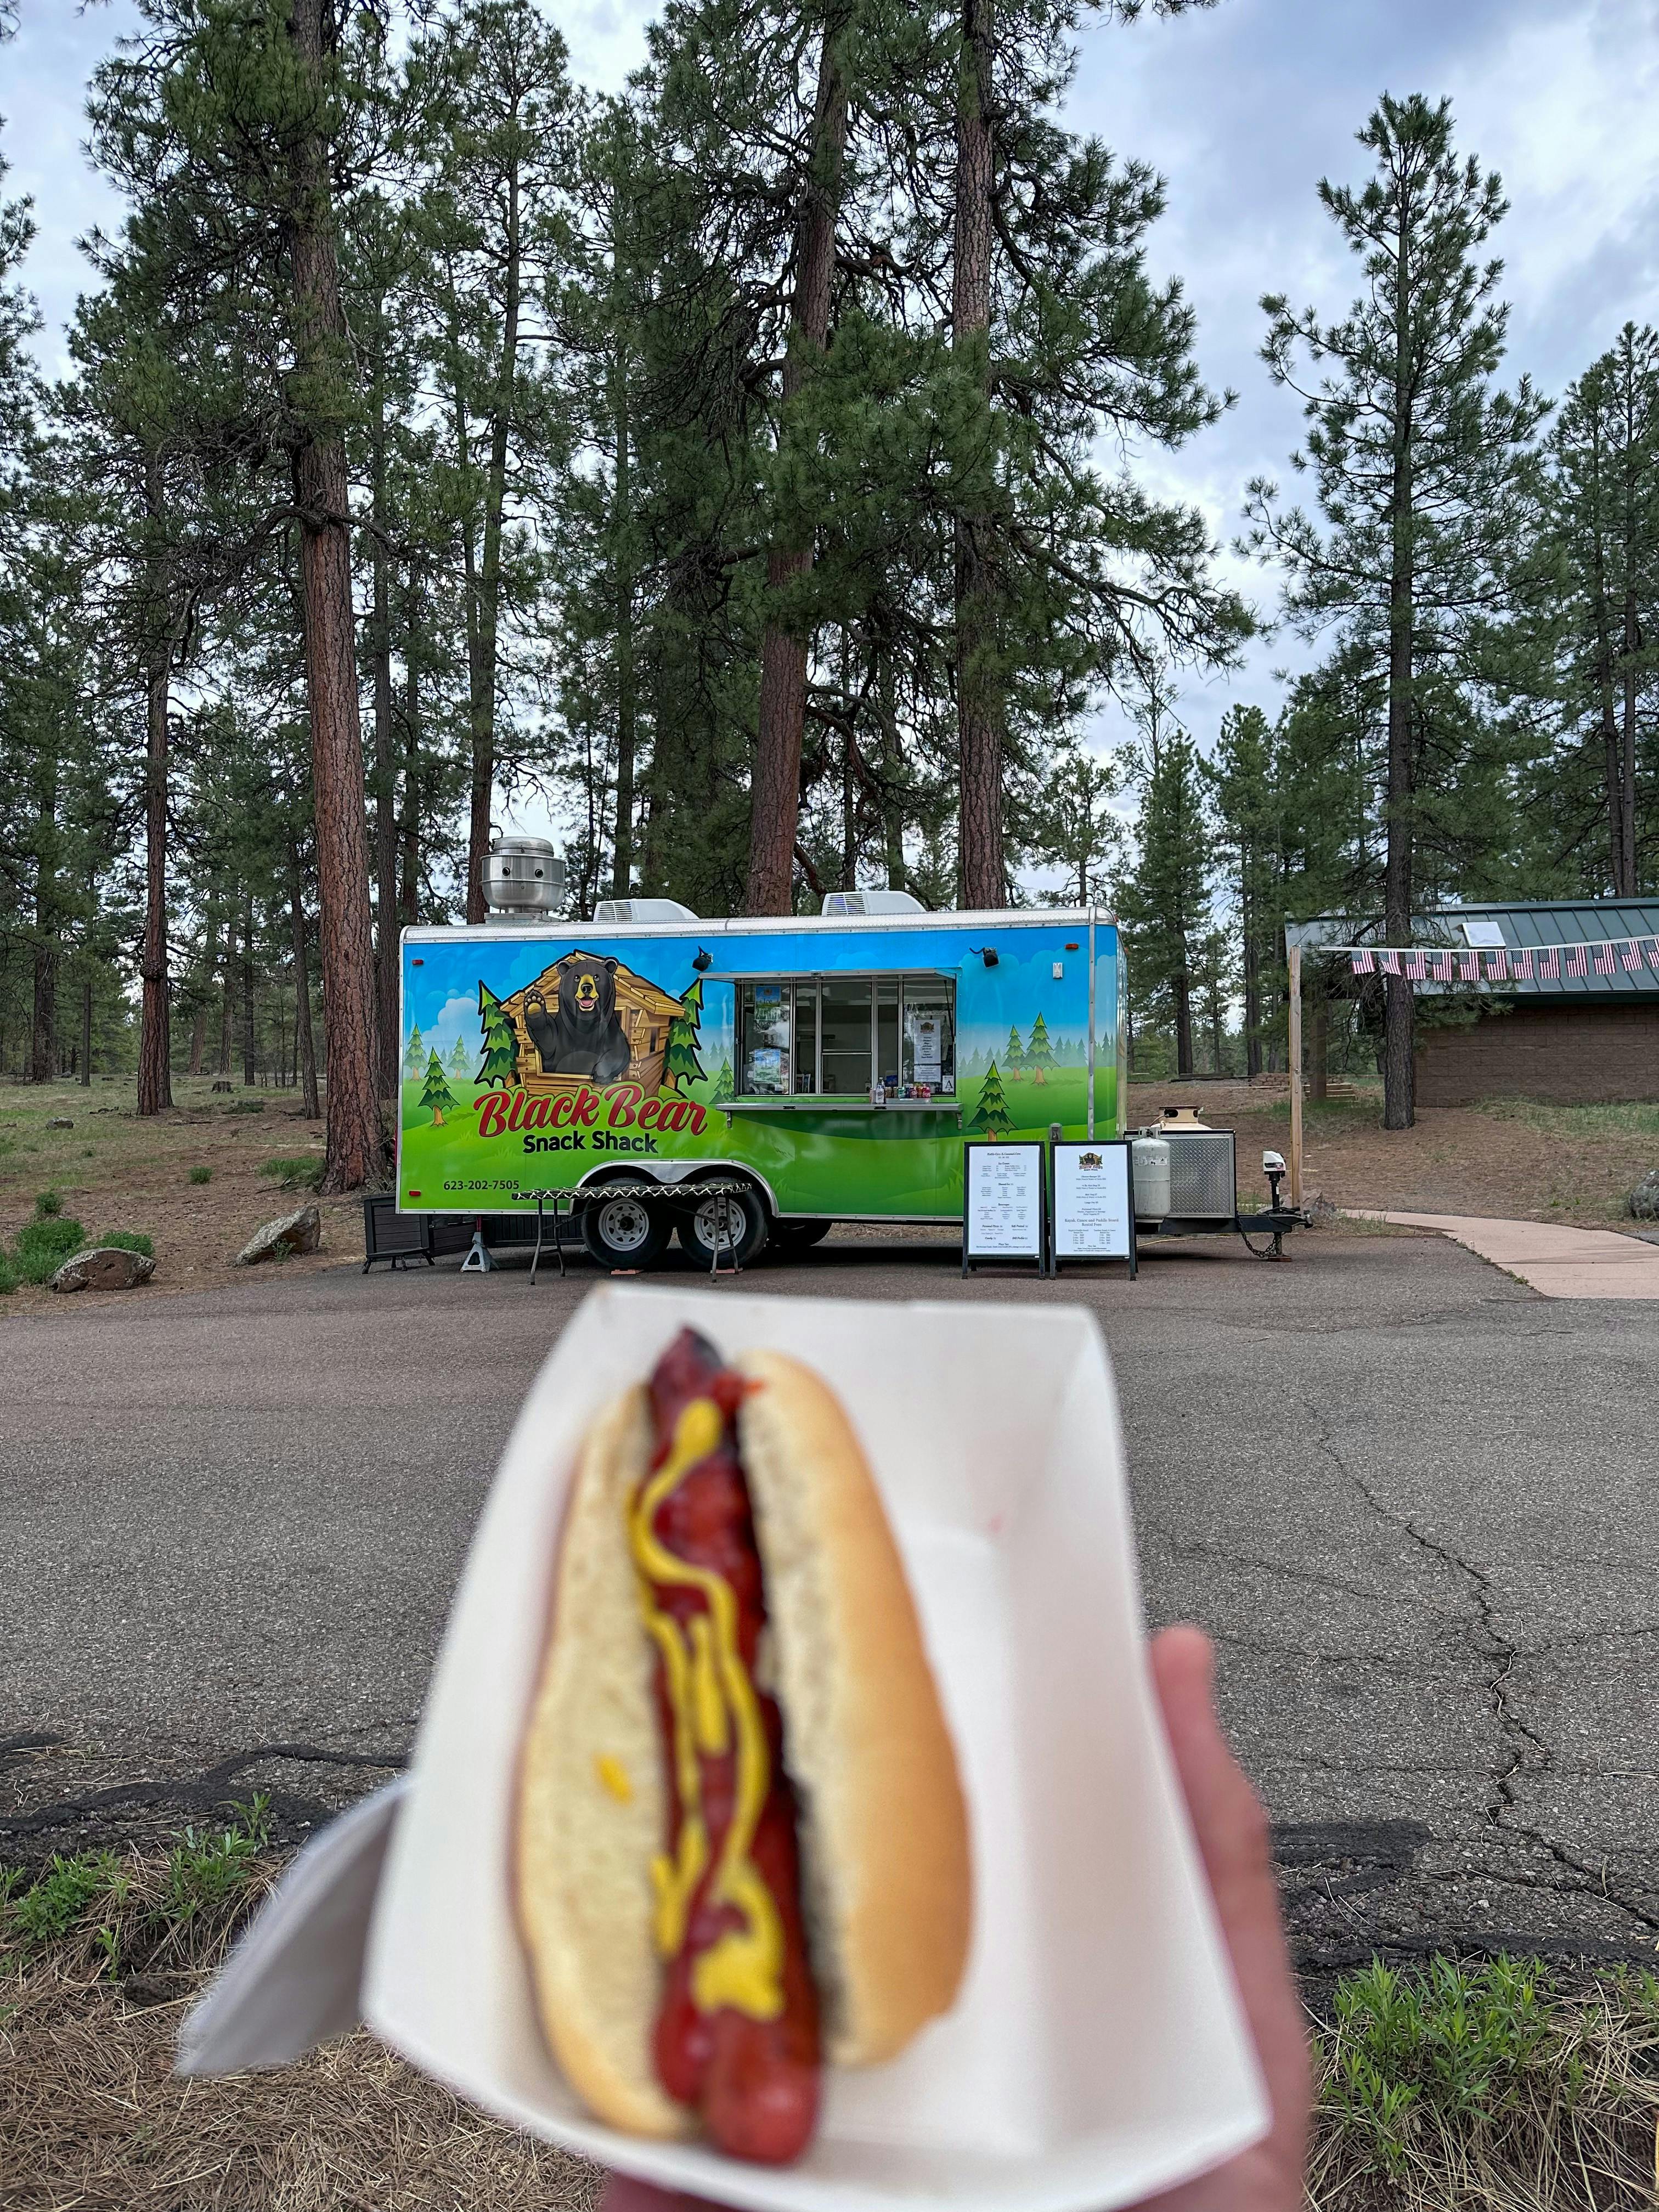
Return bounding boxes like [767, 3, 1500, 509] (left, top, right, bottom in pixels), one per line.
[4, 1225, 1657, 1980]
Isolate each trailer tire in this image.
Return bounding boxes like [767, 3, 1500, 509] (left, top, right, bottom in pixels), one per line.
[674, 1184, 769, 1270]
[580, 1187, 672, 1271]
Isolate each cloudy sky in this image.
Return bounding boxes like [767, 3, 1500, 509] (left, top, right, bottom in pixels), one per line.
[6, 0, 1658, 789]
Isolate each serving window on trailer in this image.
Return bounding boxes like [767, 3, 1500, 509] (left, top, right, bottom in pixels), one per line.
[733, 972, 957, 1099]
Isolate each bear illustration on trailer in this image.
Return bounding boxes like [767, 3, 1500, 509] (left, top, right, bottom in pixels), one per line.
[523, 954, 633, 1081]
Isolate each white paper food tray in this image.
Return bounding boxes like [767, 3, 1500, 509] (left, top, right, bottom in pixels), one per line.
[351, 1282, 1266, 2211]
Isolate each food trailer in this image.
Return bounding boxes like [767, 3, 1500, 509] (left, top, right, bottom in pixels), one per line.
[396, 890, 1125, 1268]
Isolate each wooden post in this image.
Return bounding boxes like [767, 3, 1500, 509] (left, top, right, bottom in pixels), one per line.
[1288, 941, 1304, 1210]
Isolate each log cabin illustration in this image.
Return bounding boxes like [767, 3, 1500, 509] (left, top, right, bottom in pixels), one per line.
[499, 953, 684, 1097]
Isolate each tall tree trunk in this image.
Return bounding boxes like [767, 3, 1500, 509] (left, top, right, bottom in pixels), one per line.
[290, 839, 320, 1120]
[80, 977, 92, 1087]
[1617, 349, 1640, 898]
[138, 455, 173, 1114]
[611, 330, 637, 900]
[242, 887, 257, 1087]
[953, 0, 1002, 909]
[1381, 195, 1415, 1130]
[1588, 421, 1626, 896]
[878, 647, 907, 892]
[1242, 876, 1262, 1078]
[462, 165, 524, 922]
[1621, 643, 1639, 898]
[30, 742, 58, 1082]
[219, 896, 235, 1076]
[1173, 961, 1193, 1077]
[370, 360, 399, 1098]
[286, 0, 384, 1189]
[401, 565, 422, 927]
[1310, 988, 1329, 1102]
[743, 20, 850, 915]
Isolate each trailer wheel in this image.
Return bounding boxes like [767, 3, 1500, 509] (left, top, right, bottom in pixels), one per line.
[582, 1188, 672, 1271]
[675, 1185, 769, 1270]
[769, 1218, 832, 1253]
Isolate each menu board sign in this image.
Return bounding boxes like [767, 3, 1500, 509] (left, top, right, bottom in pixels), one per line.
[962, 1142, 1046, 1270]
[1052, 1141, 1135, 1268]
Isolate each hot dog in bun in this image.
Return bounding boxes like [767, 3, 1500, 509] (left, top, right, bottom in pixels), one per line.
[516, 1326, 972, 2164]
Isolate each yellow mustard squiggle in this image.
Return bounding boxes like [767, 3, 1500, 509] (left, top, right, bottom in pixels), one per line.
[628, 1395, 785, 2022]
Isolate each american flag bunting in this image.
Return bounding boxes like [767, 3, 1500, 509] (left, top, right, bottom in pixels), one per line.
[1565, 943, 1589, 978]
[1432, 950, 1455, 981]
[1485, 948, 1509, 980]
[1351, 949, 1375, 975]
[1594, 942, 1617, 976]
[1380, 949, 1401, 975]
[1623, 941, 1645, 972]
[1537, 946, 1560, 979]
[1404, 950, 1429, 980]
[1513, 946, 1534, 979]
[1458, 951, 1481, 982]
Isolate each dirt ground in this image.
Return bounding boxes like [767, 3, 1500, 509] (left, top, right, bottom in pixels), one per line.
[1127, 1079, 1659, 1230]
[0, 1077, 362, 1317]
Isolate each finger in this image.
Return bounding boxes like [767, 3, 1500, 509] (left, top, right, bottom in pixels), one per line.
[1149, 1626, 1310, 2167]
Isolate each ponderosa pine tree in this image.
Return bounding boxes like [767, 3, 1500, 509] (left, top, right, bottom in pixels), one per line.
[414, 0, 574, 921]
[940, 0, 1246, 904]
[1245, 94, 1545, 1127]
[1118, 708, 1212, 1076]
[1537, 325, 1659, 896]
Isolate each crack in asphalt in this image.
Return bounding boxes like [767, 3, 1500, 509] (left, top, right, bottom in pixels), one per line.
[1310, 1415, 1659, 1937]
[0, 1740, 408, 1838]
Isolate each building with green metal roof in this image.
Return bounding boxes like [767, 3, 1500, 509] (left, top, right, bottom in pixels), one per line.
[1286, 900, 1659, 1105]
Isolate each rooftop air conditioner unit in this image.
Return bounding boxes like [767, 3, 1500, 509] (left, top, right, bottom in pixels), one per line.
[820, 889, 926, 917]
[591, 897, 700, 924]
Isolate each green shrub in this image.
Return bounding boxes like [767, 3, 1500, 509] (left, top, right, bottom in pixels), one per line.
[13, 1216, 86, 1282]
[188, 1164, 213, 1185]
[99, 1230, 154, 1257]
[258, 1155, 323, 1189]
[6, 1850, 125, 1947]
[34, 1188, 63, 1217]
[228, 1098, 265, 1115]
[0, 1256, 16, 1294]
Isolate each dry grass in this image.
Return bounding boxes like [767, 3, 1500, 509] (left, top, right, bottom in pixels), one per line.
[0, 1076, 366, 1316]
[1307, 1957, 1659, 2211]
[1, 1817, 600, 2212]
[10, 1824, 1659, 2210]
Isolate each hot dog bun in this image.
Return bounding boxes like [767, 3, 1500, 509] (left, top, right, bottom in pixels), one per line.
[515, 1349, 972, 2141]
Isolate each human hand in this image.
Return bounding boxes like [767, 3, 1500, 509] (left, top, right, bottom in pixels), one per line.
[599, 1624, 1310, 2212]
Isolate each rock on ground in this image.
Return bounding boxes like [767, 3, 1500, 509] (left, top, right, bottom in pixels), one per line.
[236, 1205, 321, 1266]
[44, 1116, 73, 1130]
[50, 1246, 156, 1294]
[1628, 1168, 1659, 1220]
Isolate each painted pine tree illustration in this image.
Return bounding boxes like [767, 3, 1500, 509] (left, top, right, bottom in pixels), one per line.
[475, 983, 520, 1088]
[968, 1059, 1013, 1133]
[402, 1022, 426, 1079]
[1004, 1022, 1026, 1080]
[447, 1036, 470, 1076]
[711, 1056, 735, 1104]
[663, 977, 707, 1093]
[1026, 1012, 1054, 1086]
[420, 1051, 457, 1127]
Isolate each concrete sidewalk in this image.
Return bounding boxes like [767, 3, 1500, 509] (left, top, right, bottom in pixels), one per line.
[1364, 1210, 1659, 1298]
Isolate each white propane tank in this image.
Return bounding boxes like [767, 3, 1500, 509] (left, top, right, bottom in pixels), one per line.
[1131, 1136, 1171, 1224]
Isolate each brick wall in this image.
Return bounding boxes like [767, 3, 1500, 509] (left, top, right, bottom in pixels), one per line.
[1415, 1001, 1659, 1105]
